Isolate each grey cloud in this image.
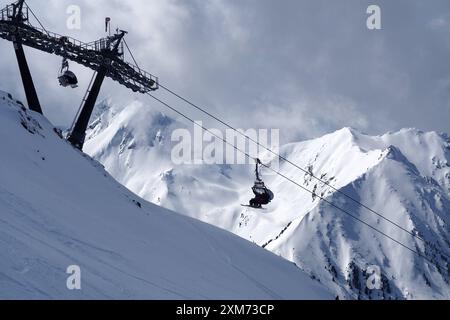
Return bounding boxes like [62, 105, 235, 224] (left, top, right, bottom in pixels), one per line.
[0, 0, 449, 144]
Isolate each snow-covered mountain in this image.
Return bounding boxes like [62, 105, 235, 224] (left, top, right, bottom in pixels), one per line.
[0, 90, 333, 299]
[85, 100, 450, 300]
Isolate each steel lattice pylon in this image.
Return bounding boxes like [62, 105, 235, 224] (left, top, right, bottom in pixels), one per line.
[0, 0, 159, 149]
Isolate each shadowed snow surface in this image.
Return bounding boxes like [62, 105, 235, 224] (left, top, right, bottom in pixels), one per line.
[0, 91, 332, 300]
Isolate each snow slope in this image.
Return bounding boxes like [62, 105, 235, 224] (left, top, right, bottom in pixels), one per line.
[85, 100, 450, 299]
[0, 91, 332, 300]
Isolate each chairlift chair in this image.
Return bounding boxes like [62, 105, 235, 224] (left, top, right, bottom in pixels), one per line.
[249, 159, 274, 209]
[58, 57, 78, 88]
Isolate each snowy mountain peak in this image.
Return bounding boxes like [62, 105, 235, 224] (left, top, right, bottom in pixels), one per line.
[84, 100, 450, 299]
[87, 101, 176, 149]
[0, 91, 332, 299]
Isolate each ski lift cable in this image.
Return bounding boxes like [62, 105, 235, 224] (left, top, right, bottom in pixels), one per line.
[115, 44, 423, 243]
[24, 1, 49, 36]
[123, 38, 140, 69]
[16, 0, 447, 276]
[261, 164, 439, 265]
[145, 92, 450, 272]
[157, 83, 426, 244]
[126, 31, 448, 270]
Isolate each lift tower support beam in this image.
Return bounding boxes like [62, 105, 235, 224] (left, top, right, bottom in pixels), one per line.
[11, 0, 42, 114]
[67, 30, 128, 150]
[67, 67, 107, 150]
[0, 1, 159, 137]
[13, 39, 42, 114]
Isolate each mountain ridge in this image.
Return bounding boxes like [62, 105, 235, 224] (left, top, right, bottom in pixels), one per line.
[0, 90, 332, 299]
[85, 99, 450, 299]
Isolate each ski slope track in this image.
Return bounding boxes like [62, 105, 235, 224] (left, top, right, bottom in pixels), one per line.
[0, 91, 332, 300]
[85, 100, 450, 299]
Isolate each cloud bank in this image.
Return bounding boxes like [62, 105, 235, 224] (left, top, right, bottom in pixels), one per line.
[0, 0, 449, 143]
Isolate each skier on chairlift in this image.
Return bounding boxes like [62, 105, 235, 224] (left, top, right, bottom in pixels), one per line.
[58, 57, 78, 88]
[249, 158, 274, 209]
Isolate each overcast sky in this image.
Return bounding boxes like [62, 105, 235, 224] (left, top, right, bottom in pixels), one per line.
[1, 0, 449, 143]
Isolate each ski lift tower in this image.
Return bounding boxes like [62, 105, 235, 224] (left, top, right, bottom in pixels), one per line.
[0, 0, 159, 150]
[66, 30, 128, 150]
[4, 0, 42, 114]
